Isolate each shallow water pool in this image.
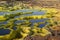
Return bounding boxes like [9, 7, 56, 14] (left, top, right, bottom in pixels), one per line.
[0, 28, 11, 36]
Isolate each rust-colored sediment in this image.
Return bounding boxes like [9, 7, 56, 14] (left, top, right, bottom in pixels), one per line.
[24, 35, 60, 40]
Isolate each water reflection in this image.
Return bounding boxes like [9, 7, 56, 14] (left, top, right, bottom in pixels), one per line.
[14, 11, 45, 18]
[30, 19, 48, 23]
[38, 22, 48, 28]
[30, 19, 48, 28]
[0, 28, 11, 35]
[0, 9, 46, 15]
[0, 21, 7, 25]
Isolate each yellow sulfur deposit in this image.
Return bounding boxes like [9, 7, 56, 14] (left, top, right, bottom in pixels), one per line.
[0, 16, 7, 21]
[40, 28, 51, 36]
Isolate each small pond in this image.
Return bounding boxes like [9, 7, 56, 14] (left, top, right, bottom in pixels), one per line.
[0, 9, 46, 15]
[0, 28, 11, 36]
[30, 18, 49, 28]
